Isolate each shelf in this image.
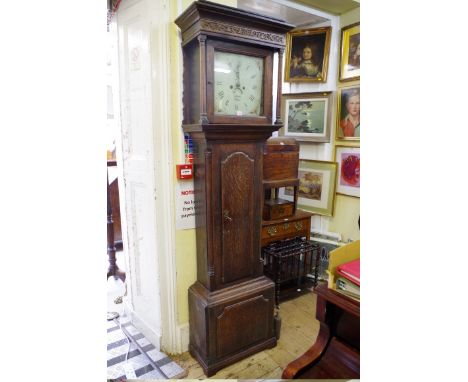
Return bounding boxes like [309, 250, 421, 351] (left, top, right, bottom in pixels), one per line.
[263, 178, 299, 189]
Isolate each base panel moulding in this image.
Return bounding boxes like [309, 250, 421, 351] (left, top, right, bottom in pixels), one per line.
[188, 276, 277, 377]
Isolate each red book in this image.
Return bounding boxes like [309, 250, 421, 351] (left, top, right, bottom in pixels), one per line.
[336, 259, 360, 286]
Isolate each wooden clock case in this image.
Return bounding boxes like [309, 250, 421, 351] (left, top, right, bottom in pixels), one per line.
[175, 0, 294, 376]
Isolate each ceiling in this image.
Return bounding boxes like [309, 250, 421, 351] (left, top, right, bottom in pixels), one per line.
[238, 0, 328, 26]
[237, 0, 360, 27]
[290, 0, 360, 15]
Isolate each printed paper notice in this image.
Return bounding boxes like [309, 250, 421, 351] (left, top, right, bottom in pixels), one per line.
[175, 181, 196, 230]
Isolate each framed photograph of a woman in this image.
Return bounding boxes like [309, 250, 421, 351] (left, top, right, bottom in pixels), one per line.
[281, 92, 332, 142]
[284, 27, 331, 83]
[336, 85, 360, 141]
[339, 23, 360, 81]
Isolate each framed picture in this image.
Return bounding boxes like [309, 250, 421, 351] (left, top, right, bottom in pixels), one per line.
[335, 146, 360, 198]
[339, 22, 360, 81]
[281, 92, 332, 142]
[279, 159, 337, 216]
[284, 27, 331, 83]
[336, 85, 360, 141]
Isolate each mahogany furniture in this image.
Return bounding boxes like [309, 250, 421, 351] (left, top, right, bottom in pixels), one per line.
[261, 209, 312, 248]
[263, 137, 299, 220]
[108, 162, 123, 250]
[282, 283, 360, 379]
[175, 1, 294, 377]
[262, 237, 319, 309]
[107, 160, 125, 282]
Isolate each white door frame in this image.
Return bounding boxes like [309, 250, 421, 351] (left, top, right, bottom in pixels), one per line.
[113, 0, 179, 353]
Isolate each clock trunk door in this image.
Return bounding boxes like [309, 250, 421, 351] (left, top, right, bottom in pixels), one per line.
[213, 144, 262, 288]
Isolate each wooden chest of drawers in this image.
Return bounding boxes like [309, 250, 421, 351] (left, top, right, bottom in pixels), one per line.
[261, 209, 312, 247]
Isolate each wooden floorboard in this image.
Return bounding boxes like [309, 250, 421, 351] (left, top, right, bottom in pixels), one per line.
[172, 291, 318, 379]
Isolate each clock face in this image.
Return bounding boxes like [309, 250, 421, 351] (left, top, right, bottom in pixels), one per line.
[214, 51, 264, 116]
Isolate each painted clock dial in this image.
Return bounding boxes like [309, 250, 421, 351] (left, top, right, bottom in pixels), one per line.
[214, 51, 264, 116]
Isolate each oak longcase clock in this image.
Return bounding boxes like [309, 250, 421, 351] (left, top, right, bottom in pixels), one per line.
[175, 0, 294, 376]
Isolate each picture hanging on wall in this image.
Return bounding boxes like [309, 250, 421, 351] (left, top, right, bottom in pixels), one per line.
[339, 22, 360, 81]
[281, 92, 332, 142]
[336, 85, 360, 141]
[335, 146, 360, 198]
[284, 27, 331, 83]
[279, 159, 337, 216]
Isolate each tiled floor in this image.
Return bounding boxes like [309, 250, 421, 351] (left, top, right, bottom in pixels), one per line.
[107, 251, 186, 380]
[106, 316, 186, 380]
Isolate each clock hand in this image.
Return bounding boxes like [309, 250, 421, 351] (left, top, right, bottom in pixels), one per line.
[232, 63, 243, 94]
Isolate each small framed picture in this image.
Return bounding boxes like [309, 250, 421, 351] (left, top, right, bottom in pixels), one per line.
[281, 92, 332, 142]
[279, 159, 338, 216]
[284, 27, 331, 83]
[335, 146, 360, 198]
[336, 85, 360, 141]
[339, 22, 360, 82]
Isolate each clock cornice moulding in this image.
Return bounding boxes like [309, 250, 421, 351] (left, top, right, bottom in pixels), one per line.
[175, 0, 294, 48]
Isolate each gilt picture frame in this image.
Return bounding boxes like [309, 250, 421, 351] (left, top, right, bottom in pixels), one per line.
[284, 27, 331, 83]
[339, 22, 360, 82]
[279, 159, 337, 216]
[281, 92, 332, 142]
[336, 85, 360, 141]
[334, 146, 360, 198]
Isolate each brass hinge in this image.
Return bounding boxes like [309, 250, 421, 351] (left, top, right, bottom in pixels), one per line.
[208, 265, 214, 277]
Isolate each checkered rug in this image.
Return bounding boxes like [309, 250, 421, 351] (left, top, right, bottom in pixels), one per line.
[107, 316, 186, 380]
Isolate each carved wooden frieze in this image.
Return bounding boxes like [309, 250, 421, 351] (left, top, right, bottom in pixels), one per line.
[201, 19, 285, 45]
[181, 19, 285, 47]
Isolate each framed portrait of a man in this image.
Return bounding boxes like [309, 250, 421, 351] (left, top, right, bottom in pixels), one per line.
[339, 22, 360, 81]
[281, 92, 332, 142]
[284, 27, 331, 83]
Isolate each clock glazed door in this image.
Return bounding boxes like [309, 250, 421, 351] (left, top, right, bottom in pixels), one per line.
[206, 40, 273, 125]
[212, 143, 263, 289]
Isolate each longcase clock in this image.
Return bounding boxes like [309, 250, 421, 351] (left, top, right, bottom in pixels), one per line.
[175, 1, 294, 376]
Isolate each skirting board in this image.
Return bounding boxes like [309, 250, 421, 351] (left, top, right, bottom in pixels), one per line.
[123, 302, 162, 351]
[174, 322, 190, 354]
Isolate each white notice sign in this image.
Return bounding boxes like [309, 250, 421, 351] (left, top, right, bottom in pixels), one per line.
[175, 181, 196, 230]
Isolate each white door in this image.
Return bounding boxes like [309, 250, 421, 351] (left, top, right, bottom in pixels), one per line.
[116, 0, 162, 348]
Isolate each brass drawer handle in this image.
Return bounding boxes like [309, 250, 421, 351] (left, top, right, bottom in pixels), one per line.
[294, 221, 303, 230]
[283, 222, 290, 230]
[267, 226, 277, 236]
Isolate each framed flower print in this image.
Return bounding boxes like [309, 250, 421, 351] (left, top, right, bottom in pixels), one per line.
[334, 146, 360, 197]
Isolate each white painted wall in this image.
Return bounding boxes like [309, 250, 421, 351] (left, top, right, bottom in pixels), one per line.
[276, 0, 340, 236]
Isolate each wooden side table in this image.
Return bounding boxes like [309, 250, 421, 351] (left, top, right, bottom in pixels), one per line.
[282, 283, 360, 379]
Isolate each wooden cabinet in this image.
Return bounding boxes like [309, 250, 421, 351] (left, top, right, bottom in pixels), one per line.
[175, 1, 294, 376]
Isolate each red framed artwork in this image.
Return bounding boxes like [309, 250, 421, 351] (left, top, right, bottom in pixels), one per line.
[334, 146, 360, 198]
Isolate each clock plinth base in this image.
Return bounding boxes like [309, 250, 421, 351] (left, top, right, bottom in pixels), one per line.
[188, 277, 277, 377]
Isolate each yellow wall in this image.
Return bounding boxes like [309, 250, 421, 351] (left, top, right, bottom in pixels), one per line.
[169, 0, 238, 326]
[327, 7, 360, 242]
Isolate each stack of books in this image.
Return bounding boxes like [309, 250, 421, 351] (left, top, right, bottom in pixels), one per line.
[335, 259, 360, 300]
